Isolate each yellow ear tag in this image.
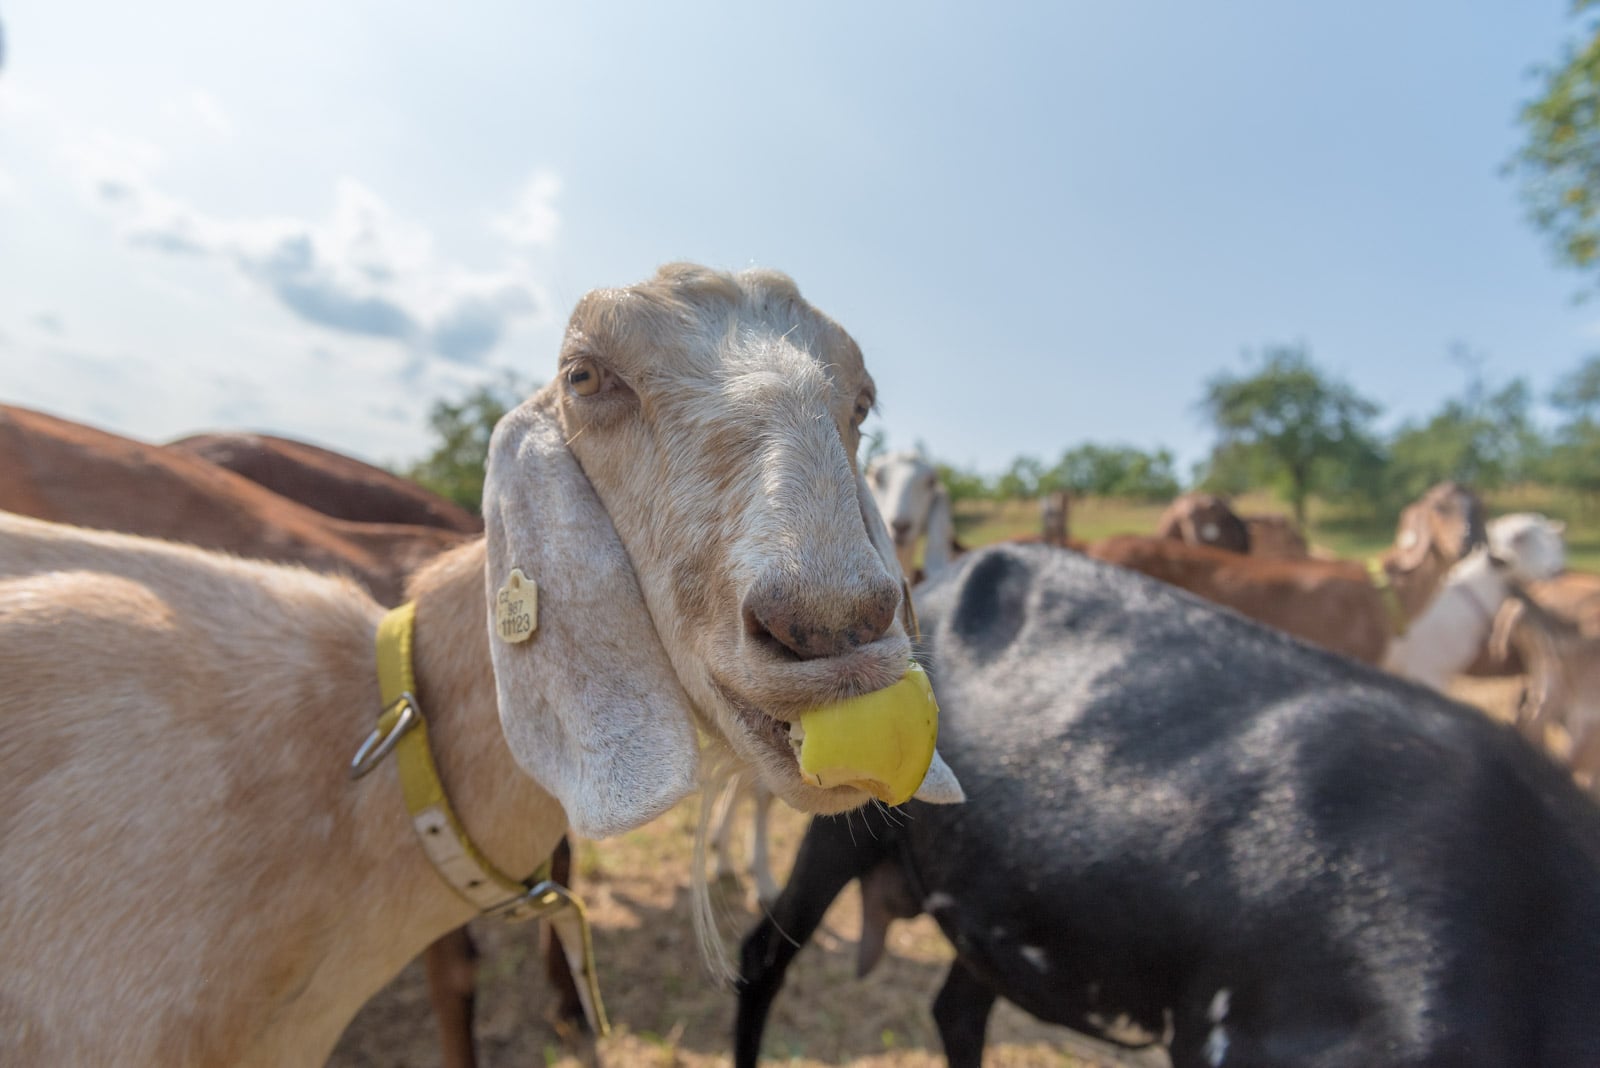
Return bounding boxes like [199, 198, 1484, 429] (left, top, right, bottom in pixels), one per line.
[495, 568, 538, 644]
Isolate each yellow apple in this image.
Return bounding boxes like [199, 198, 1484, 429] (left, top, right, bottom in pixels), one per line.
[796, 663, 939, 805]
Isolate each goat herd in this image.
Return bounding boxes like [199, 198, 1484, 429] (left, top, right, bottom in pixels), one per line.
[1, 264, 1598, 1068]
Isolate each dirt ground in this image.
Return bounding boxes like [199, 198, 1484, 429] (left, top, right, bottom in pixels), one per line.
[329, 676, 1531, 1068]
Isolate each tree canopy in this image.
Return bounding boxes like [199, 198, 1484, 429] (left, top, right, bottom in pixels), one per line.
[1512, 1, 1600, 283]
[398, 350, 1598, 526]
[1198, 345, 1383, 526]
[403, 372, 534, 514]
[1545, 353, 1600, 502]
[1386, 378, 1541, 505]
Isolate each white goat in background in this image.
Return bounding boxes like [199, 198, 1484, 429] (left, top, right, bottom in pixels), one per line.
[1384, 512, 1567, 692]
[866, 449, 956, 581]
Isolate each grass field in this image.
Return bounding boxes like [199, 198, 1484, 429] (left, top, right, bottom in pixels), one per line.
[954, 486, 1600, 571]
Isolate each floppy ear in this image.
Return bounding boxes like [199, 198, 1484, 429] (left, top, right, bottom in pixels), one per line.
[922, 484, 956, 578]
[914, 749, 966, 804]
[858, 470, 906, 583]
[482, 392, 700, 839]
[1178, 511, 1201, 546]
[1391, 502, 1432, 572]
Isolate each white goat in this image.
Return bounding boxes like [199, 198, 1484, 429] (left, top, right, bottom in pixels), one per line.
[713, 446, 965, 903]
[0, 264, 963, 1066]
[865, 450, 955, 581]
[1383, 512, 1567, 692]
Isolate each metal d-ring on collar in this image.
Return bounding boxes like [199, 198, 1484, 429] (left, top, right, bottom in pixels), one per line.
[349, 694, 419, 780]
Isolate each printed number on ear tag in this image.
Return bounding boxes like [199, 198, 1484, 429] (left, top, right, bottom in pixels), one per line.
[496, 568, 538, 644]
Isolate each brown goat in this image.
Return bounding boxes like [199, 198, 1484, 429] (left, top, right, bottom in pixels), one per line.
[0, 405, 462, 606]
[1086, 482, 1484, 666]
[170, 431, 483, 533]
[1155, 491, 1253, 553]
[1493, 588, 1600, 793]
[1243, 513, 1311, 558]
[1527, 570, 1600, 636]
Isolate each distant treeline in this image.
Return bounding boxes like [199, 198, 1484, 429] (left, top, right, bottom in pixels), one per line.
[402, 349, 1600, 526]
[919, 346, 1600, 523]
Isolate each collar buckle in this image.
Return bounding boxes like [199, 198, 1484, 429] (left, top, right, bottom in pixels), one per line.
[349, 693, 420, 780]
[486, 879, 573, 924]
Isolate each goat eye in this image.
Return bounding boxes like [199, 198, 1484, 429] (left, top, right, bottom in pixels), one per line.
[566, 360, 603, 397]
[852, 392, 873, 428]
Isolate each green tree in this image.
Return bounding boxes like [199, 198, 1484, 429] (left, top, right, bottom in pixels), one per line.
[1048, 443, 1180, 501]
[934, 462, 990, 504]
[994, 455, 1047, 500]
[1552, 352, 1600, 421]
[1512, 1, 1600, 284]
[1196, 440, 1271, 497]
[1545, 353, 1600, 504]
[1544, 422, 1600, 503]
[1199, 344, 1383, 527]
[1386, 378, 1543, 503]
[404, 371, 535, 514]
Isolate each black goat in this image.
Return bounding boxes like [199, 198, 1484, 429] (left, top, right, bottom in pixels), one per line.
[737, 543, 1600, 1068]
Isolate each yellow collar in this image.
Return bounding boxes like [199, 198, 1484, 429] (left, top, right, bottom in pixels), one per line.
[351, 602, 609, 1036]
[1366, 558, 1409, 638]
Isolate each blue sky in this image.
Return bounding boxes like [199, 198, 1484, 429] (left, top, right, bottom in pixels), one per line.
[0, 1, 1593, 477]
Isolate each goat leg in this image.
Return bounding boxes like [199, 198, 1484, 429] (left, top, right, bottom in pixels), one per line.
[748, 786, 779, 907]
[931, 959, 997, 1068]
[424, 926, 481, 1068]
[734, 814, 896, 1068]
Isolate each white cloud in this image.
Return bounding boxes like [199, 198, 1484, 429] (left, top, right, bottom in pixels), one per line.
[75, 155, 556, 365]
[492, 171, 562, 246]
[30, 312, 64, 336]
[187, 91, 234, 139]
[62, 128, 166, 198]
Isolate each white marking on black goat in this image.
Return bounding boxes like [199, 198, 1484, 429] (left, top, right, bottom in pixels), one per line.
[924, 892, 955, 912]
[1019, 945, 1048, 971]
[1204, 987, 1233, 1065]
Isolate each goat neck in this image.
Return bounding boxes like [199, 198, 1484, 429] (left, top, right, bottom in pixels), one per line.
[253, 538, 565, 1063]
[1377, 546, 1454, 622]
[403, 536, 568, 891]
[1383, 552, 1510, 691]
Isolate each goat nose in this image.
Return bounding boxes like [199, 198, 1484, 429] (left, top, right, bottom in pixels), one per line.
[744, 576, 901, 660]
[890, 519, 912, 544]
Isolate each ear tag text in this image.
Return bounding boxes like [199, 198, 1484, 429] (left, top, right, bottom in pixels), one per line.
[495, 568, 538, 644]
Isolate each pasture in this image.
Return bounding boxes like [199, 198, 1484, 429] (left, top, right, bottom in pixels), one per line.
[956, 488, 1600, 571]
[333, 795, 1118, 1068]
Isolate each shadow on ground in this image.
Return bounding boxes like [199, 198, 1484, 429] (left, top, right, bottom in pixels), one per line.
[329, 798, 1108, 1067]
